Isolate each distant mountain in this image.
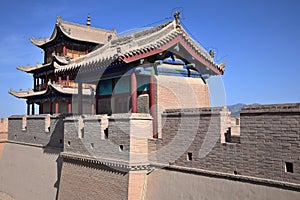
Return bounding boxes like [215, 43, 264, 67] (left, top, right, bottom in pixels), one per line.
[227, 103, 246, 117]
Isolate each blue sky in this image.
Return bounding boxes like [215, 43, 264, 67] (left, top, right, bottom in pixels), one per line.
[1, 0, 300, 117]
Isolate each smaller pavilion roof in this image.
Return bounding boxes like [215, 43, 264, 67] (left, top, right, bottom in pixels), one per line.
[17, 63, 52, 73]
[30, 16, 117, 48]
[17, 55, 70, 74]
[9, 82, 93, 99]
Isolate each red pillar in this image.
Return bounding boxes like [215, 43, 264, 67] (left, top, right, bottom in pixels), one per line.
[55, 101, 59, 114]
[149, 75, 157, 138]
[63, 45, 67, 56]
[78, 82, 83, 115]
[66, 75, 69, 87]
[50, 101, 53, 115]
[131, 73, 137, 113]
[68, 101, 72, 114]
[31, 103, 35, 115]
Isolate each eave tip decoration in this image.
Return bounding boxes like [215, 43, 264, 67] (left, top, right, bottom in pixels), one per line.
[174, 11, 181, 26]
[56, 16, 62, 25]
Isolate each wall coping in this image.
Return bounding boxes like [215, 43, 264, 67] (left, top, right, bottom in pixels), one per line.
[162, 107, 228, 117]
[151, 163, 300, 192]
[241, 103, 300, 114]
[110, 113, 152, 120]
[61, 152, 150, 171]
[9, 114, 66, 120]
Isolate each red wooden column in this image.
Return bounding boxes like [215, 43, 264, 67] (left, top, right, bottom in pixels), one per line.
[131, 73, 137, 113]
[63, 45, 67, 56]
[66, 76, 70, 87]
[31, 103, 35, 115]
[149, 75, 157, 138]
[78, 82, 83, 115]
[91, 102, 95, 115]
[68, 101, 72, 114]
[27, 103, 30, 115]
[50, 101, 53, 115]
[55, 101, 59, 114]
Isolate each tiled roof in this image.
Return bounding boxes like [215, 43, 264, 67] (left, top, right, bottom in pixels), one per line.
[55, 20, 224, 75]
[30, 16, 117, 47]
[17, 55, 70, 73]
[17, 63, 52, 73]
[8, 82, 93, 98]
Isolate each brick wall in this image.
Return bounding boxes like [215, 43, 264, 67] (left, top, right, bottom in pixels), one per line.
[0, 118, 8, 133]
[151, 104, 300, 185]
[155, 75, 209, 138]
[239, 104, 300, 183]
[60, 113, 152, 200]
[8, 114, 64, 149]
[63, 113, 152, 166]
[58, 157, 129, 200]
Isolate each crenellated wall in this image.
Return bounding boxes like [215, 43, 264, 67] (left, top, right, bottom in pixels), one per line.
[59, 113, 152, 200]
[3, 103, 300, 199]
[63, 113, 152, 166]
[8, 114, 65, 148]
[150, 103, 300, 186]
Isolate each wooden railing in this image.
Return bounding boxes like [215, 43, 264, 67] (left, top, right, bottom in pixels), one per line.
[34, 80, 94, 91]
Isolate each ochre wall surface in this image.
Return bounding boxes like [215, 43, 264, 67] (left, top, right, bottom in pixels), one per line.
[0, 143, 61, 200]
[145, 169, 300, 200]
[0, 118, 8, 160]
[156, 75, 209, 137]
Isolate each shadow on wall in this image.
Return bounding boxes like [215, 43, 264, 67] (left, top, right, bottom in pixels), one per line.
[43, 114, 65, 200]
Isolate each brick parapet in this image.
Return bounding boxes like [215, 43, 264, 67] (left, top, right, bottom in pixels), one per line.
[241, 103, 300, 114]
[151, 104, 300, 185]
[7, 114, 64, 149]
[63, 113, 152, 168]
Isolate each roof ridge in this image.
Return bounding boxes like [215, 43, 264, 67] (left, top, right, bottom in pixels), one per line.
[59, 19, 116, 33]
[177, 25, 214, 63]
[112, 20, 173, 44]
[56, 21, 175, 73]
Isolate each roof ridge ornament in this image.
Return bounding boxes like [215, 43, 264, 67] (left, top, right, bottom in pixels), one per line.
[87, 14, 91, 27]
[173, 11, 181, 27]
[56, 16, 62, 25]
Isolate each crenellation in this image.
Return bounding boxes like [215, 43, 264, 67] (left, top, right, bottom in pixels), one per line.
[144, 104, 300, 185]
[7, 114, 64, 148]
